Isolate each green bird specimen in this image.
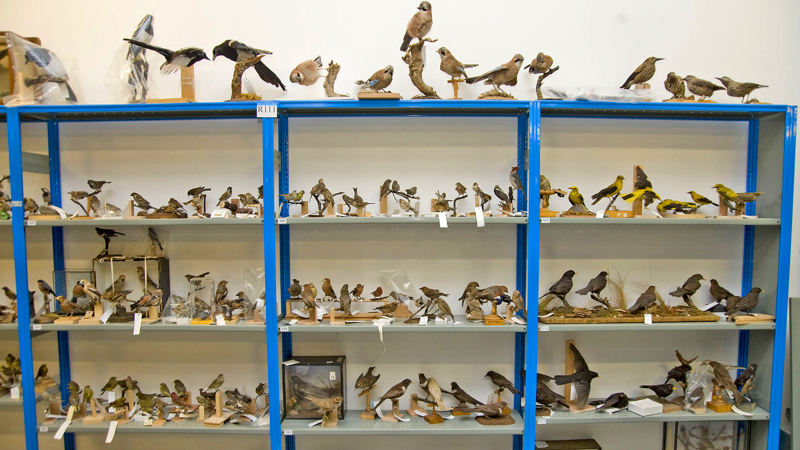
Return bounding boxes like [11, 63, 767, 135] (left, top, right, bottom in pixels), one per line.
[657, 199, 699, 215]
[688, 191, 718, 207]
[713, 183, 763, 215]
[590, 175, 624, 206]
[567, 186, 586, 207]
[621, 166, 660, 207]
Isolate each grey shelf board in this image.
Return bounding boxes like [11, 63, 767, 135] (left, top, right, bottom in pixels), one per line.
[0, 384, 61, 408]
[544, 217, 780, 226]
[541, 406, 768, 424]
[0, 221, 10, 227]
[34, 322, 265, 332]
[280, 316, 525, 333]
[0, 323, 17, 331]
[25, 218, 263, 227]
[539, 321, 775, 332]
[38, 418, 269, 435]
[283, 409, 523, 435]
[279, 216, 527, 225]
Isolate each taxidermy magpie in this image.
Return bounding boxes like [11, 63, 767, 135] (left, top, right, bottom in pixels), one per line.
[24, 47, 77, 102]
[212, 40, 286, 91]
[122, 39, 209, 74]
[127, 14, 154, 59]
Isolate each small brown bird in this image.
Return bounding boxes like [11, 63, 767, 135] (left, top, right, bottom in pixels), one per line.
[473, 183, 492, 209]
[684, 75, 724, 100]
[218, 187, 233, 205]
[709, 279, 734, 302]
[206, 373, 225, 391]
[398, 198, 418, 216]
[355, 66, 394, 92]
[449, 381, 484, 407]
[494, 185, 510, 205]
[400, 1, 433, 52]
[525, 52, 554, 74]
[374, 379, 413, 409]
[214, 280, 228, 303]
[183, 194, 206, 209]
[627, 286, 657, 313]
[288, 279, 302, 298]
[437, 47, 477, 80]
[373, 302, 399, 316]
[289, 56, 323, 86]
[421, 286, 448, 301]
[701, 360, 744, 404]
[370, 287, 383, 299]
[321, 278, 337, 300]
[456, 401, 509, 418]
[187, 186, 211, 196]
[87, 180, 111, 190]
[669, 274, 705, 308]
[301, 284, 316, 312]
[735, 364, 758, 391]
[174, 379, 187, 397]
[716, 76, 767, 103]
[379, 179, 392, 199]
[509, 167, 527, 201]
[667, 350, 698, 386]
[621, 57, 663, 89]
[104, 274, 126, 293]
[184, 272, 210, 282]
[137, 266, 158, 292]
[664, 72, 686, 99]
[338, 284, 352, 316]
[455, 182, 467, 196]
[459, 281, 479, 306]
[726, 287, 763, 315]
[466, 54, 525, 95]
[350, 283, 364, 300]
[355, 366, 380, 394]
[511, 290, 526, 314]
[37, 280, 55, 299]
[485, 370, 520, 395]
[239, 193, 260, 206]
[130, 192, 153, 211]
[434, 298, 454, 322]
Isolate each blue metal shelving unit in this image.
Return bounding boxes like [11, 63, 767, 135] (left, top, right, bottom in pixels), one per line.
[2, 99, 795, 450]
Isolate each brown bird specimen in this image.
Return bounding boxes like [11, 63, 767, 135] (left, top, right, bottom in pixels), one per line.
[539, 270, 576, 308]
[130, 192, 153, 212]
[420, 286, 448, 301]
[437, 47, 477, 80]
[627, 286, 657, 313]
[574, 271, 610, 307]
[473, 183, 492, 210]
[455, 182, 467, 196]
[663, 72, 686, 99]
[466, 54, 525, 95]
[379, 179, 392, 200]
[726, 287, 763, 315]
[355, 366, 380, 394]
[449, 381, 484, 408]
[716, 76, 768, 103]
[321, 278, 337, 300]
[287, 279, 302, 299]
[300, 284, 317, 313]
[373, 379, 413, 409]
[350, 283, 364, 300]
[669, 274, 705, 308]
[620, 57, 663, 89]
[456, 401, 509, 418]
[525, 52, 553, 74]
[701, 360, 744, 405]
[459, 281, 479, 306]
[683, 75, 725, 100]
[709, 279, 734, 302]
[400, 1, 433, 52]
[374, 302, 399, 316]
[370, 287, 383, 299]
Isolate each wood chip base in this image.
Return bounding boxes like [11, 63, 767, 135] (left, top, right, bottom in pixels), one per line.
[475, 415, 516, 425]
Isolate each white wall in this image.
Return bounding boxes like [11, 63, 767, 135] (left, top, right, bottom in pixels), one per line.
[1, 0, 799, 448]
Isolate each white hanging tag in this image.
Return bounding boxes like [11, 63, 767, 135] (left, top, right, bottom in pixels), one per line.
[215, 314, 226, 326]
[100, 308, 114, 323]
[307, 419, 323, 428]
[105, 420, 118, 443]
[438, 212, 448, 228]
[475, 206, 485, 227]
[644, 314, 653, 325]
[419, 316, 428, 326]
[133, 313, 142, 335]
[10, 386, 20, 399]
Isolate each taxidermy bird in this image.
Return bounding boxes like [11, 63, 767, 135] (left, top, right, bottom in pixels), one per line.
[683, 75, 724, 100]
[355, 65, 394, 92]
[627, 286, 657, 313]
[567, 186, 586, 208]
[356, 367, 380, 394]
[664, 72, 686, 99]
[669, 274, 705, 308]
[524, 52, 554, 74]
[620, 57, 663, 89]
[688, 190, 718, 207]
[554, 343, 598, 408]
[716, 76, 767, 103]
[590, 175, 624, 205]
[290, 57, 323, 86]
[466, 54, 525, 95]
[212, 40, 286, 91]
[436, 47, 477, 80]
[400, 1, 433, 52]
[539, 270, 576, 308]
[621, 166, 660, 207]
[123, 39, 209, 74]
[374, 379, 413, 409]
[509, 166, 527, 201]
[22, 43, 78, 102]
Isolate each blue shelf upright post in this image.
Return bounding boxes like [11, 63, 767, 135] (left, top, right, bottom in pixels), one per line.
[261, 103, 283, 450]
[513, 109, 529, 450]
[8, 107, 39, 450]
[524, 101, 541, 450]
[767, 106, 796, 449]
[278, 112, 295, 450]
[46, 119, 75, 450]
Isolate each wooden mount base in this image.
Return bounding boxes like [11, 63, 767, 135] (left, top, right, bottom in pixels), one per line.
[358, 92, 402, 100]
[483, 314, 505, 326]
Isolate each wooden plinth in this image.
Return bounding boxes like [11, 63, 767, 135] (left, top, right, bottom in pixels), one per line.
[358, 92, 402, 100]
[475, 415, 516, 425]
[733, 313, 775, 325]
[191, 318, 213, 325]
[425, 412, 444, 424]
[380, 195, 388, 215]
[604, 210, 633, 218]
[393, 303, 412, 319]
[452, 409, 471, 416]
[707, 398, 733, 413]
[321, 413, 339, 428]
[483, 314, 505, 326]
[662, 213, 707, 219]
[540, 208, 559, 218]
[54, 316, 81, 325]
[447, 79, 465, 100]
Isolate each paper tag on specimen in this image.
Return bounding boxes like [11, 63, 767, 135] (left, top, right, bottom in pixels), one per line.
[419, 316, 428, 326]
[644, 314, 652, 325]
[699, 301, 718, 312]
[307, 419, 323, 428]
[595, 210, 604, 219]
[511, 316, 526, 325]
[54, 420, 71, 440]
[283, 359, 299, 366]
[100, 308, 114, 323]
[133, 313, 142, 335]
[535, 442, 549, 448]
[105, 421, 118, 443]
[215, 314, 225, 326]
[10, 386, 19, 399]
[438, 212, 448, 228]
[475, 206, 485, 227]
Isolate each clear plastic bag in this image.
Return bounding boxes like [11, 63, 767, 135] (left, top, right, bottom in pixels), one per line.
[378, 270, 419, 304]
[105, 12, 156, 103]
[243, 268, 266, 323]
[4, 33, 80, 105]
[162, 293, 191, 324]
[541, 86, 660, 103]
[683, 365, 714, 413]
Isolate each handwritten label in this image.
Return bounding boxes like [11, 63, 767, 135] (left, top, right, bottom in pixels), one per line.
[540, 217, 550, 223]
[100, 308, 114, 323]
[133, 313, 142, 335]
[644, 314, 653, 325]
[105, 421, 118, 443]
[438, 213, 447, 228]
[330, 371, 336, 381]
[277, 218, 287, 224]
[215, 314, 226, 326]
[475, 206, 485, 228]
[257, 104, 278, 118]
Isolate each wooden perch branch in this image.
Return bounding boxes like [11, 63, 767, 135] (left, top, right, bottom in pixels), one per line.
[535, 66, 560, 100]
[402, 38, 440, 99]
[231, 55, 264, 101]
[323, 60, 348, 97]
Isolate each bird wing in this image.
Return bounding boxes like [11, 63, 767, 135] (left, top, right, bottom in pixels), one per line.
[574, 380, 590, 407]
[466, 65, 505, 84]
[123, 39, 173, 60]
[591, 185, 617, 202]
[570, 343, 589, 372]
[254, 61, 287, 91]
[633, 166, 651, 190]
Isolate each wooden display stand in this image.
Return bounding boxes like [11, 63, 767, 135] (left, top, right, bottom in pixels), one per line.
[380, 191, 389, 215]
[732, 313, 775, 325]
[54, 315, 81, 325]
[393, 303, 412, 319]
[152, 407, 167, 427]
[196, 405, 206, 424]
[662, 213, 706, 219]
[290, 201, 310, 217]
[82, 398, 107, 424]
[483, 302, 505, 326]
[140, 305, 160, 324]
[406, 394, 429, 417]
[604, 210, 633, 218]
[706, 382, 733, 413]
[359, 385, 377, 420]
[329, 307, 344, 325]
[357, 92, 402, 100]
[147, 66, 196, 103]
[79, 305, 104, 325]
[447, 79, 464, 100]
[296, 305, 320, 326]
[204, 391, 233, 427]
[540, 208, 559, 218]
[338, 204, 372, 217]
[380, 398, 404, 422]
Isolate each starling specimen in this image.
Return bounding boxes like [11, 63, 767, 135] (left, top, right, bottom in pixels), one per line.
[212, 40, 285, 90]
[595, 392, 629, 411]
[683, 75, 724, 100]
[370, 287, 383, 299]
[188, 187, 211, 196]
[421, 286, 448, 301]
[590, 176, 624, 205]
[509, 166, 528, 201]
[734, 364, 757, 391]
[716, 76, 767, 103]
[466, 54, 526, 95]
[620, 57, 663, 89]
[566, 186, 586, 208]
[494, 185, 511, 205]
[525, 52, 554, 74]
[434, 298, 455, 322]
[217, 187, 233, 205]
[338, 284, 352, 315]
[130, 192, 153, 212]
[449, 381, 483, 408]
[87, 180, 110, 190]
[641, 383, 675, 400]
[35, 364, 48, 380]
[100, 377, 117, 395]
[700, 360, 744, 404]
[321, 278, 337, 300]
[123, 39, 209, 74]
[356, 366, 380, 394]
[554, 343, 599, 408]
[400, 1, 433, 52]
[537, 373, 569, 408]
[456, 401, 509, 418]
[664, 72, 686, 99]
[709, 279, 734, 302]
[688, 191, 718, 207]
[350, 283, 364, 300]
[667, 350, 698, 386]
[539, 270, 576, 308]
[374, 379, 413, 409]
[726, 287, 763, 315]
[374, 302, 399, 316]
[174, 379, 187, 397]
[511, 290, 526, 314]
[485, 370, 520, 395]
[670, 274, 705, 308]
[288, 279, 302, 299]
[621, 166, 660, 207]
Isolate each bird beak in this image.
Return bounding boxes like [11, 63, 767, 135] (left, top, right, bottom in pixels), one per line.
[655, 58, 665, 61]
[212, 54, 218, 61]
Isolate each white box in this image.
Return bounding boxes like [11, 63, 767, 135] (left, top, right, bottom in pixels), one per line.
[628, 398, 663, 416]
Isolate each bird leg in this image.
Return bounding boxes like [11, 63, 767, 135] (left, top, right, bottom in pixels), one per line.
[605, 193, 621, 212]
[72, 198, 89, 216]
[590, 294, 611, 308]
[558, 295, 572, 309]
[312, 194, 322, 212]
[682, 295, 697, 309]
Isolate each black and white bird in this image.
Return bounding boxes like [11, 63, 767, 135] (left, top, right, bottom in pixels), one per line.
[23, 46, 77, 102]
[127, 14, 154, 60]
[212, 40, 286, 91]
[122, 39, 209, 74]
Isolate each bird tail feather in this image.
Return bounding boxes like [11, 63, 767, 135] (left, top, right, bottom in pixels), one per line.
[254, 61, 287, 91]
[123, 39, 173, 59]
[400, 33, 412, 52]
[64, 82, 78, 103]
[553, 375, 573, 385]
[464, 64, 479, 69]
[575, 287, 590, 295]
